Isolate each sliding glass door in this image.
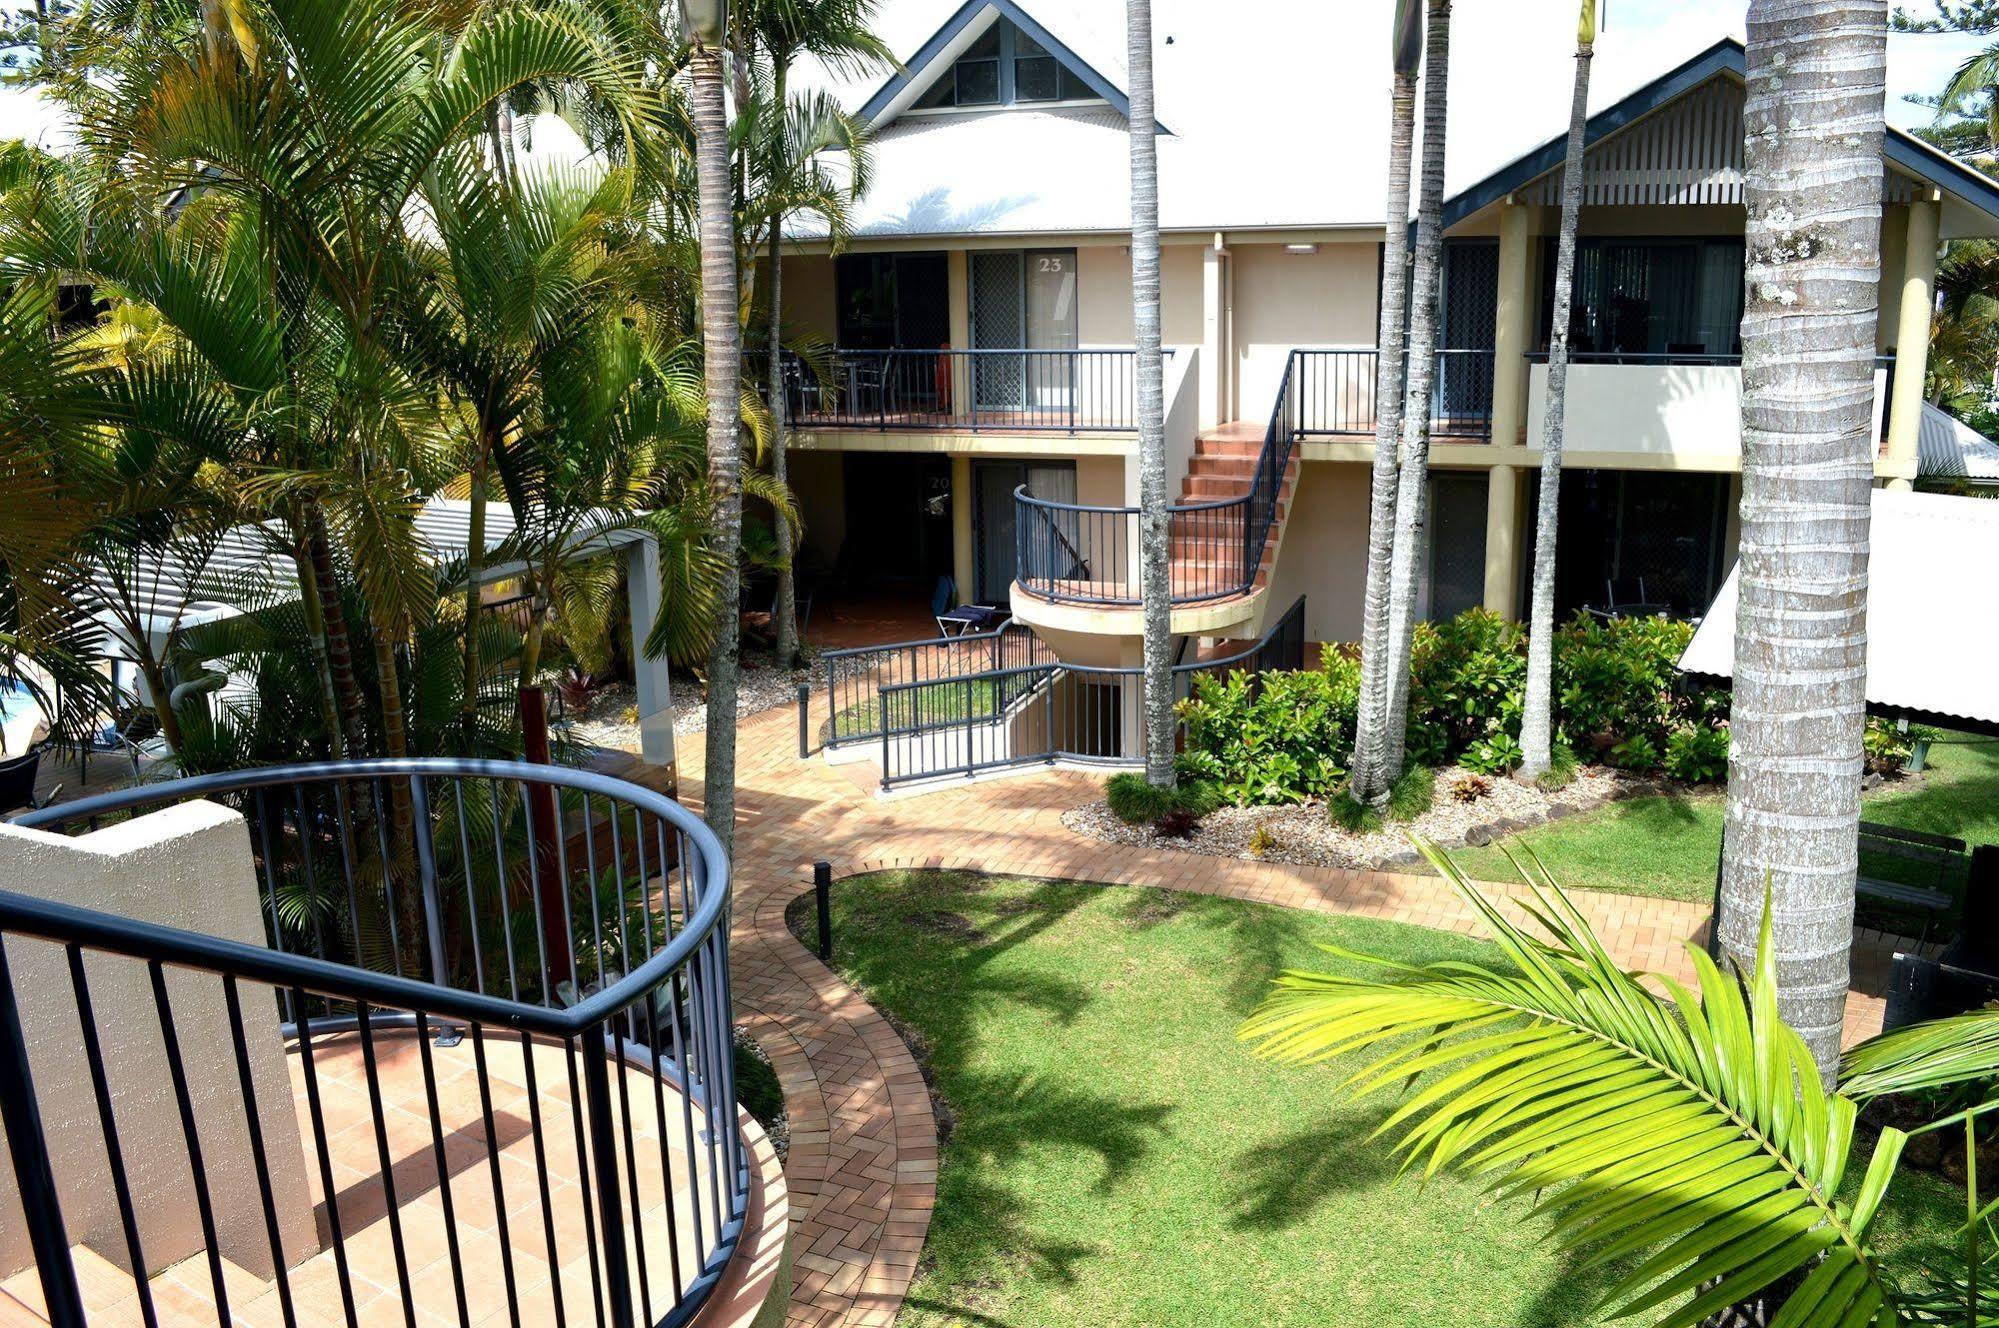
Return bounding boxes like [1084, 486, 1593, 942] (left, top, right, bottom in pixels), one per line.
[973, 460, 1076, 603]
[970, 249, 1079, 415]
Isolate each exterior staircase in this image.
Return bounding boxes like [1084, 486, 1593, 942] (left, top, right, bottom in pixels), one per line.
[1169, 420, 1298, 602]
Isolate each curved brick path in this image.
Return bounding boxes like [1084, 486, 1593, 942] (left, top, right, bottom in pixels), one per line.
[629, 700, 1899, 1328]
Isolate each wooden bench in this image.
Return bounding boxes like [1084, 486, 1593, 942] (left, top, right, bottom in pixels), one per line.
[1856, 820, 1966, 943]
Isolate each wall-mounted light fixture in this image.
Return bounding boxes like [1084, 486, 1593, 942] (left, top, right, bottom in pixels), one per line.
[1284, 242, 1319, 255]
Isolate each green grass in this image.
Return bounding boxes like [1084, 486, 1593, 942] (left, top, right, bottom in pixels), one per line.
[829, 678, 1001, 741]
[1452, 733, 1999, 913]
[795, 869, 1975, 1328]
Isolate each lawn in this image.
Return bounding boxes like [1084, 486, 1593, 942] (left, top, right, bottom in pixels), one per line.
[800, 870, 1961, 1328]
[829, 677, 1002, 742]
[1453, 732, 1999, 908]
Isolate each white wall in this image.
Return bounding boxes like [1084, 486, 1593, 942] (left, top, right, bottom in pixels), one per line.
[1231, 242, 1380, 422]
[0, 802, 316, 1281]
[1524, 362, 1892, 460]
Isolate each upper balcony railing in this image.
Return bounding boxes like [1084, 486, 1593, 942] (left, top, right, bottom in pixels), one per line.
[1292, 347, 1497, 438]
[1, 757, 742, 1328]
[1013, 352, 1301, 609]
[750, 347, 1158, 434]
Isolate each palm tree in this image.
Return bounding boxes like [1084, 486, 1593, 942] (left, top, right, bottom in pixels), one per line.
[1242, 843, 1999, 1327]
[735, 0, 892, 669]
[1128, 0, 1172, 790]
[1379, 0, 1453, 785]
[1720, 0, 1888, 1084]
[685, 7, 743, 854]
[1518, 0, 1597, 784]
[1345, 0, 1424, 812]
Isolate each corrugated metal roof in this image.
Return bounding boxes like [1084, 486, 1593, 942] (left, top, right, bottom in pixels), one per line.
[1679, 488, 1999, 732]
[1919, 403, 1999, 485]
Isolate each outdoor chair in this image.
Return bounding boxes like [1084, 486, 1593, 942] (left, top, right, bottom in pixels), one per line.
[932, 575, 1007, 637]
[1855, 820, 1966, 945]
[0, 746, 58, 815]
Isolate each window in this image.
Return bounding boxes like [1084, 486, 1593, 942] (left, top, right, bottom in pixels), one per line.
[1538, 237, 1746, 360]
[908, 17, 1097, 111]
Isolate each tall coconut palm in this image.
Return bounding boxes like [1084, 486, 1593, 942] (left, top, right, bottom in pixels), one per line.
[1379, 0, 1453, 784]
[1518, 0, 1597, 784]
[1345, 0, 1424, 812]
[1128, 0, 1173, 789]
[686, 13, 743, 854]
[1720, 0, 1887, 1085]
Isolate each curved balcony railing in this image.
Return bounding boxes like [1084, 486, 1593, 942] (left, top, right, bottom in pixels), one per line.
[1014, 352, 1301, 609]
[2, 758, 741, 1328]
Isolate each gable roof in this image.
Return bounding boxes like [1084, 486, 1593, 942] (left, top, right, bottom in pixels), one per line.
[1444, 38, 1999, 238]
[857, 0, 1145, 128]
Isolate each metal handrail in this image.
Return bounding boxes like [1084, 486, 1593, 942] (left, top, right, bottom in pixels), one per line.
[2, 757, 742, 1328]
[1013, 353, 1302, 609]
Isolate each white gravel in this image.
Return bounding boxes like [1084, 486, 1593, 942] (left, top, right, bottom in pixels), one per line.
[561, 654, 810, 750]
[1063, 764, 1653, 872]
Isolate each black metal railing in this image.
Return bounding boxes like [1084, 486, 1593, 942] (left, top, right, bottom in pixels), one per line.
[869, 596, 1306, 788]
[815, 620, 1057, 752]
[749, 348, 1160, 433]
[1014, 354, 1301, 609]
[1, 758, 742, 1328]
[1291, 346, 1496, 438]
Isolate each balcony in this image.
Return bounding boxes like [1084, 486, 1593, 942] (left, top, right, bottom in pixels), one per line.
[1523, 352, 1894, 461]
[756, 348, 1154, 434]
[0, 759, 770, 1328]
[1291, 347, 1496, 439]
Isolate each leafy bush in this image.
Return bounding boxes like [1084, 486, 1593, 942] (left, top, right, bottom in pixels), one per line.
[1863, 718, 1913, 776]
[1663, 724, 1729, 784]
[1459, 732, 1525, 775]
[1175, 607, 1735, 805]
[1175, 654, 1356, 806]
[1105, 773, 1219, 825]
[1153, 808, 1201, 839]
[1247, 823, 1279, 858]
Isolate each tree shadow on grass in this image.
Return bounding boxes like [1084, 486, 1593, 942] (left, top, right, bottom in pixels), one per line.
[1225, 1112, 1405, 1231]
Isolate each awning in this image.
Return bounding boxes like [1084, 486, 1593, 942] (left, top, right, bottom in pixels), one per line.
[1679, 488, 1999, 734]
[1919, 402, 1999, 485]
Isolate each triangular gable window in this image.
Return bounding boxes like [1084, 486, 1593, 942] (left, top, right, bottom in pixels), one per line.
[908, 16, 1097, 110]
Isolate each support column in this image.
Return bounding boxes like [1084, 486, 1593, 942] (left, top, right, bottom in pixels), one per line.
[951, 454, 975, 602]
[623, 535, 678, 772]
[1488, 201, 1534, 447]
[1884, 195, 1940, 492]
[1200, 236, 1225, 430]
[1483, 464, 1522, 616]
[1483, 200, 1535, 616]
[947, 250, 971, 417]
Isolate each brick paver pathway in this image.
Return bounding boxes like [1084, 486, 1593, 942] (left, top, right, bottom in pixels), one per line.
[629, 699, 1907, 1328]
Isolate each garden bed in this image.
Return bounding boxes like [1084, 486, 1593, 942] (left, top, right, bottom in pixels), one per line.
[1064, 764, 1654, 871]
[562, 648, 810, 746]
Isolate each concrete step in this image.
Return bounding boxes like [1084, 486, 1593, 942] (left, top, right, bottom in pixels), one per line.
[1194, 437, 1262, 458]
[1187, 455, 1259, 477]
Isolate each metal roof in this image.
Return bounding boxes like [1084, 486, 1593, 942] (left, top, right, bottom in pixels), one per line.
[1919, 403, 1999, 485]
[1679, 488, 1999, 734]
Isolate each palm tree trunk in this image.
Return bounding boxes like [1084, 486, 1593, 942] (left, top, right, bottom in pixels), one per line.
[1519, 11, 1595, 782]
[305, 498, 370, 757]
[1128, 0, 1174, 790]
[1720, 0, 1886, 1085]
[692, 46, 743, 856]
[1381, 0, 1454, 784]
[461, 437, 490, 746]
[137, 652, 184, 754]
[769, 60, 801, 672]
[1347, 0, 1424, 809]
[292, 537, 346, 759]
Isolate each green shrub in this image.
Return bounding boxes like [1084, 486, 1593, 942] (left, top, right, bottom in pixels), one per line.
[1607, 732, 1660, 772]
[1386, 765, 1435, 821]
[1327, 785, 1384, 833]
[1863, 718, 1913, 776]
[1460, 732, 1525, 775]
[1406, 610, 1525, 766]
[1663, 724, 1730, 783]
[1105, 773, 1219, 825]
[1175, 655, 1354, 806]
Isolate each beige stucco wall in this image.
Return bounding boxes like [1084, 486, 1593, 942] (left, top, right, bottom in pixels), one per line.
[1260, 460, 1374, 647]
[777, 254, 840, 344]
[0, 801, 316, 1281]
[1075, 243, 1204, 346]
[1231, 241, 1379, 422]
